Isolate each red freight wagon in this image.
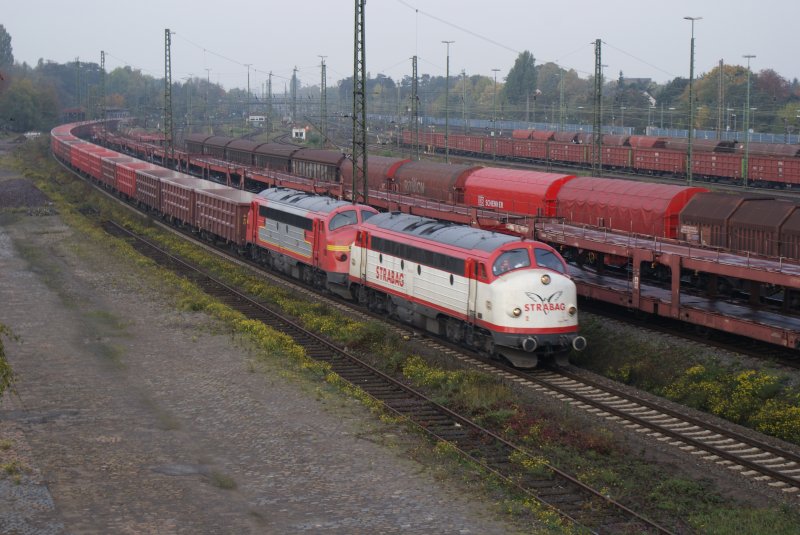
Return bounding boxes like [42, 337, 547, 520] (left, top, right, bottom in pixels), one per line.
[464, 169, 575, 217]
[226, 139, 259, 165]
[340, 155, 409, 195]
[184, 134, 214, 155]
[779, 210, 800, 260]
[548, 142, 586, 164]
[679, 192, 770, 247]
[512, 139, 549, 160]
[135, 168, 186, 212]
[632, 147, 685, 175]
[450, 134, 484, 154]
[556, 177, 707, 238]
[160, 176, 226, 225]
[75, 145, 115, 178]
[116, 161, 158, 199]
[748, 155, 800, 186]
[58, 138, 85, 166]
[194, 188, 256, 245]
[392, 161, 481, 204]
[728, 200, 797, 257]
[203, 136, 233, 159]
[253, 143, 298, 172]
[101, 156, 135, 190]
[291, 149, 346, 183]
[692, 152, 742, 182]
[494, 137, 514, 158]
[597, 145, 631, 169]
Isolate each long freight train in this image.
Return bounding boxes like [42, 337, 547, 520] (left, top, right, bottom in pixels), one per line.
[181, 133, 800, 263]
[52, 121, 586, 368]
[404, 129, 800, 190]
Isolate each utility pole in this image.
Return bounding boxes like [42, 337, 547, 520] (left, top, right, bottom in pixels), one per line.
[462, 69, 468, 134]
[100, 51, 106, 122]
[245, 63, 252, 122]
[684, 16, 702, 186]
[353, 0, 367, 203]
[558, 67, 565, 132]
[164, 29, 174, 168]
[717, 59, 724, 140]
[319, 56, 327, 143]
[75, 57, 81, 111]
[267, 71, 273, 129]
[743, 54, 756, 188]
[411, 55, 419, 160]
[442, 40, 453, 163]
[591, 39, 603, 177]
[492, 68, 500, 160]
[291, 66, 298, 123]
[205, 68, 211, 134]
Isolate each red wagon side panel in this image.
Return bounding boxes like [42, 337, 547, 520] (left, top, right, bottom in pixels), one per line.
[747, 155, 800, 185]
[117, 161, 157, 199]
[549, 143, 586, 164]
[678, 192, 769, 247]
[728, 200, 796, 257]
[160, 176, 224, 225]
[512, 139, 549, 160]
[135, 168, 186, 211]
[692, 152, 742, 181]
[101, 156, 135, 190]
[392, 161, 481, 203]
[556, 177, 707, 238]
[464, 169, 575, 217]
[195, 188, 255, 245]
[632, 147, 685, 174]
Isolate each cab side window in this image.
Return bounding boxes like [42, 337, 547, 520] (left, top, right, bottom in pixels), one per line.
[534, 248, 567, 274]
[329, 210, 358, 231]
[492, 249, 530, 276]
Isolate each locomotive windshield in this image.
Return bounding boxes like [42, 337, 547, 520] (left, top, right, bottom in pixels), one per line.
[329, 210, 358, 230]
[534, 248, 567, 274]
[492, 249, 530, 275]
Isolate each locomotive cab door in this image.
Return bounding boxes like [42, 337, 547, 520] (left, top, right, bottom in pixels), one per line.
[312, 219, 321, 267]
[357, 231, 369, 282]
[466, 259, 478, 324]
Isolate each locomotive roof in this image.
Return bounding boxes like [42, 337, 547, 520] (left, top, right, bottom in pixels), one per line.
[366, 212, 520, 252]
[258, 187, 353, 214]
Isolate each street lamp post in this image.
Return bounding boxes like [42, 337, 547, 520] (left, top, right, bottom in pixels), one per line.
[245, 63, 252, 123]
[743, 54, 756, 188]
[442, 40, 454, 163]
[492, 68, 500, 160]
[684, 16, 702, 186]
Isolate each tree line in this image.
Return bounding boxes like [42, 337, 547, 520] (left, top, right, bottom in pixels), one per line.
[2, 23, 799, 138]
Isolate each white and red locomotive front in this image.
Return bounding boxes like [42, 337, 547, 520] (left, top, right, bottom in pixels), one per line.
[248, 188, 377, 297]
[349, 212, 585, 367]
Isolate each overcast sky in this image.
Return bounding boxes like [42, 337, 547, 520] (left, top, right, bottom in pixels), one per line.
[5, 0, 798, 92]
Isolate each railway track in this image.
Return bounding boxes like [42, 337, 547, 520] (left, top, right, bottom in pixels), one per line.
[522, 367, 800, 495]
[101, 219, 673, 534]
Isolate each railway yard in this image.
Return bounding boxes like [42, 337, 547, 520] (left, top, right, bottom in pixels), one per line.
[2, 136, 800, 532]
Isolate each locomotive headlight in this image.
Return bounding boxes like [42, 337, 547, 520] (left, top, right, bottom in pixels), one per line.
[568, 305, 577, 316]
[541, 274, 551, 285]
[512, 307, 522, 317]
